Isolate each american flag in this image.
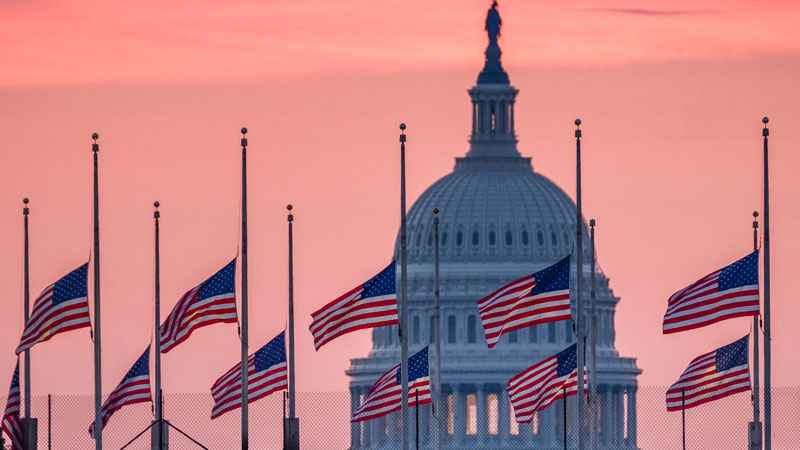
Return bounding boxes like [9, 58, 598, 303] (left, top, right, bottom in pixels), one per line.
[2, 360, 21, 450]
[160, 259, 238, 353]
[478, 256, 571, 349]
[210, 331, 288, 419]
[351, 346, 430, 423]
[310, 262, 398, 351]
[89, 347, 151, 437]
[663, 251, 759, 334]
[507, 344, 585, 423]
[15, 263, 91, 354]
[666, 335, 751, 411]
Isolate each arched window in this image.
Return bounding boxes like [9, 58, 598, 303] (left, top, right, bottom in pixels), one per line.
[489, 230, 496, 246]
[456, 229, 464, 246]
[548, 322, 556, 343]
[509, 330, 518, 343]
[529, 326, 538, 343]
[522, 229, 529, 246]
[467, 315, 477, 343]
[551, 231, 558, 247]
[429, 316, 436, 344]
[448, 315, 457, 344]
[565, 321, 573, 343]
[428, 231, 433, 247]
[416, 229, 423, 247]
[537, 230, 545, 246]
[472, 230, 480, 246]
[441, 229, 448, 246]
[413, 315, 420, 344]
[505, 230, 513, 246]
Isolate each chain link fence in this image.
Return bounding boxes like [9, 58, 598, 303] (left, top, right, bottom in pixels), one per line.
[3, 387, 798, 449]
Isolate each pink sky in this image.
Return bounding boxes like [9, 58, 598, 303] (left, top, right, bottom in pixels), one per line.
[1, 0, 799, 407]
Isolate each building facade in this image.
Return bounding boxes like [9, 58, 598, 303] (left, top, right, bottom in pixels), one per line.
[347, 3, 640, 449]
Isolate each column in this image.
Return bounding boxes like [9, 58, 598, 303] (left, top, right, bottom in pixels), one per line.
[362, 403, 372, 449]
[476, 386, 487, 441]
[351, 387, 362, 449]
[626, 386, 637, 448]
[455, 388, 467, 444]
[601, 386, 612, 448]
[616, 387, 625, 446]
[372, 415, 385, 447]
[498, 386, 510, 441]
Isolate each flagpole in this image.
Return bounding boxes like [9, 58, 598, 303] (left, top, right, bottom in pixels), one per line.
[682, 389, 686, 450]
[589, 218, 597, 450]
[432, 208, 442, 450]
[22, 197, 37, 450]
[285, 204, 299, 450]
[574, 118, 585, 450]
[153, 201, 164, 449]
[750, 211, 761, 450]
[91, 132, 103, 450]
[761, 116, 772, 450]
[415, 390, 420, 450]
[563, 385, 567, 450]
[399, 123, 410, 450]
[239, 128, 250, 450]
[22, 197, 31, 419]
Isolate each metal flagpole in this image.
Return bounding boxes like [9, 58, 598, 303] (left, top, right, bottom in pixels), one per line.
[285, 204, 300, 450]
[682, 389, 686, 450]
[153, 202, 165, 449]
[750, 211, 762, 450]
[415, 390, 420, 450]
[574, 118, 586, 450]
[432, 208, 442, 450]
[589, 218, 597, 450]
[22, 197, 38, 450]
[761, 117, 772, 450]
[240, 128, 250, 450]
[91, 132, 103, 450]
[563, 386, 568, 450]
[399, 123, 410, 450]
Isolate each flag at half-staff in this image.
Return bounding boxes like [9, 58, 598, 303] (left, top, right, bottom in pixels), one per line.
[507, 344, 586, 423]
[662, 251, 759, 334]
[310, 262, 398, 350]
[351, 346, 430, 423]
[478, 255, 571, 349]
[210, 331, 288, 419]
[2, 360, 22, 450]
[15, 263, 91, 354]
[160, 259, 238, 353]
[89, 347, 151, 436]
[666, 335, 751, 411]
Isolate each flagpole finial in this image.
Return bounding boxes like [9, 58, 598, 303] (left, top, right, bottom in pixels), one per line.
[154, 201, 160, 219]
[23, 197, 29, 215]
[240, 127, 248, 148]
[762, 116, 769, 137]
[589, 218, 595, 228]
[287, 204, 294, 222]
[91, 132, 99, 152]
[433, 208, 439, 215]
[399, 123, 407, 143]
[753, 211, 759, 228]
[574, 118, 582, 139]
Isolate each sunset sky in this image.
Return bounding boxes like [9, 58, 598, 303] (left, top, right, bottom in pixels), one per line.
[1, 0, 798, 408]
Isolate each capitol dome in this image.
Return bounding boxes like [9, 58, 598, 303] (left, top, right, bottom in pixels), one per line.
[347, 3, 640, 449]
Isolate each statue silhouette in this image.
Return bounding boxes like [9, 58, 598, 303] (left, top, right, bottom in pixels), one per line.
[485, 1, 502, 43]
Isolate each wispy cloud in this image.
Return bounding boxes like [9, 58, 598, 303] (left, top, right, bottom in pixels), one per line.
[589, 8, 722, 17]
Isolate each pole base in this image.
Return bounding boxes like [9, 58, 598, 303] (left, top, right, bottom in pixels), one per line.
[151, 420, 169, 449]
[748, 421, 762, 450]
[21, 418, 37, 450]
[283, 417, 299, 450]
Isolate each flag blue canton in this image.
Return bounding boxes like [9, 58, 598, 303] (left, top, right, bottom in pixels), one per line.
[53, 263, 88, 305]
[718, 251, 759, 291]
[530, 255, 570, 295]
[396, 346, 429, 384]
[197, 259, 236, 299]
[361, 262, 396, 298]
[716, 335, 748, 371]
[555, 344, 577, 376]
[254, 332, 287, 372]
[125, 348, 150, 379]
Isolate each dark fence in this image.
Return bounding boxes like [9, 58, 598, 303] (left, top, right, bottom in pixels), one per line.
[4, 387, 798, 449]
